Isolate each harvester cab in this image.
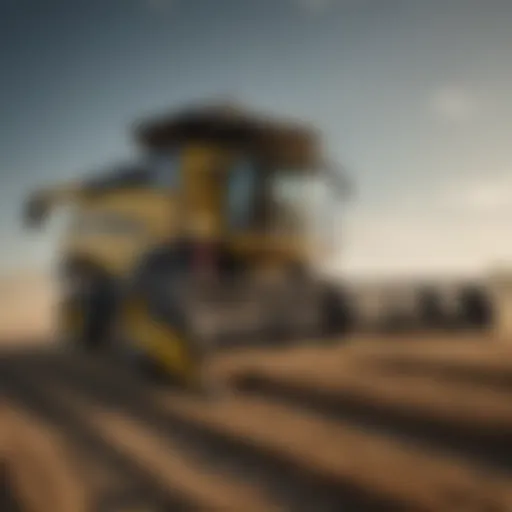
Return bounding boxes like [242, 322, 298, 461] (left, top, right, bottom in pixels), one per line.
[134, 102, 350, 271]
[23, 101, 353, 391]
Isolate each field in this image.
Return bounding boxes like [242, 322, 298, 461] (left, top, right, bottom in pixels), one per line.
[1, 334, 512, 511]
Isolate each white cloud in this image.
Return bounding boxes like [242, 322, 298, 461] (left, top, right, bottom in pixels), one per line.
[331, 212, 512, 278]
[438, 174, 512, 215]
[429, 85, 478, 123]
[323, 174, 512, 278]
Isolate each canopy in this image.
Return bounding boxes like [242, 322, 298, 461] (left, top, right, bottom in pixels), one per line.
[133, 102, 322, 168]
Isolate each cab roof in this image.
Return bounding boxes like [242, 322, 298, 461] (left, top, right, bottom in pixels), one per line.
[133, 101, 321, 167]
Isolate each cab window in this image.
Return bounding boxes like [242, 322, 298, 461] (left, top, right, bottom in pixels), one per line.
[226, 158, 258, 230]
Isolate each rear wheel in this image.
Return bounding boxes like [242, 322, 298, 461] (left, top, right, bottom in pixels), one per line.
[59, 271, 117, 354]
[320, 285, 354, 342]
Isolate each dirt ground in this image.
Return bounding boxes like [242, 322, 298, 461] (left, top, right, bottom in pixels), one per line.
[1, 333, 512, 511]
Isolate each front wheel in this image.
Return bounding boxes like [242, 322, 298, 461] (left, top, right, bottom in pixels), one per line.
[320, 286, 355, 343]
[58, 273, 117, 354]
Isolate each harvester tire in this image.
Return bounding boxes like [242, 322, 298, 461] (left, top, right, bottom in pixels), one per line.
[321, 286, 354, 341]
[59, 272, 117, 354]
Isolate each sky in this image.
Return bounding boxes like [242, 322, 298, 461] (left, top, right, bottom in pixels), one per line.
[1, 0, 512, 278]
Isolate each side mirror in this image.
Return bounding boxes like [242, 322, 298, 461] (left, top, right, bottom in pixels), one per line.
[23, 193, 49, 228]
[324, 164, 353, 200]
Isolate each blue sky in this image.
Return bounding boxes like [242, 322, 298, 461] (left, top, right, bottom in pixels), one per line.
[1, 0, 512, 277]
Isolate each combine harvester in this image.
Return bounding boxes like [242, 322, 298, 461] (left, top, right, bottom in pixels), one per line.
[23, 101, 353, 391]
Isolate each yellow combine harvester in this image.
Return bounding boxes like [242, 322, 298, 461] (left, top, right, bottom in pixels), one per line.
[23, 102, 352, 389]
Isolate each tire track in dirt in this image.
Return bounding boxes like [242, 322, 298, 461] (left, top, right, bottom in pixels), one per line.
[0, 403, 90, 512]
[2, 341, 512, 511]
[28, 380, 282, 512]
[232, 365, 512, 473]
[16, 347, 512, 512]
[212, 341, 512, 472]
[361, 357, 512, 392]
[0, 348, 387, 512]
[152, 393, 512, 512]
[0, 357, 196, 512]
[0, 354, 208, 512]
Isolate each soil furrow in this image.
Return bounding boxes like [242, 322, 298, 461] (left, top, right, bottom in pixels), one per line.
[364, 357, 512, 391]
[24, 350, 401, 512]
[234, 371, 512, 472]
[0, 362, 195, 512]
